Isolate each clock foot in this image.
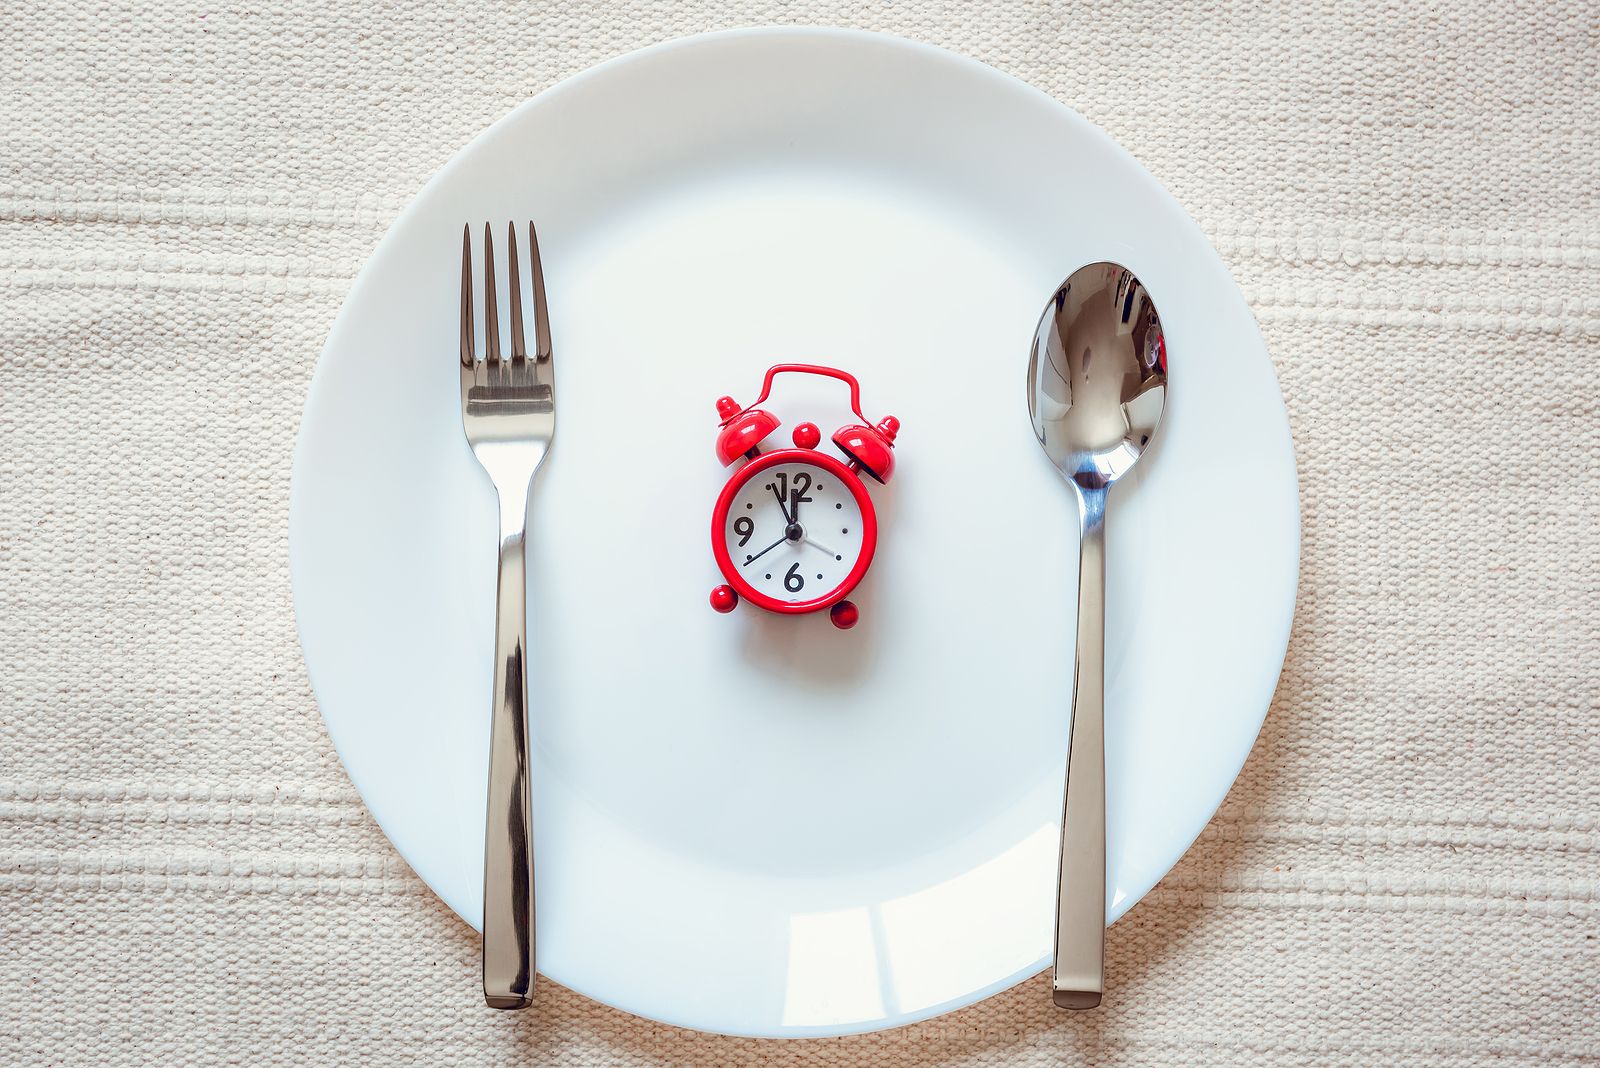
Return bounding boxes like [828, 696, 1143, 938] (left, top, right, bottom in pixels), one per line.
[829, 601, 858, 630]
[710, 585, 738, 614]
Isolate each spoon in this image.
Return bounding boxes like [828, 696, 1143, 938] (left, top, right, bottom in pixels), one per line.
[1027, 262, 1167, 1009]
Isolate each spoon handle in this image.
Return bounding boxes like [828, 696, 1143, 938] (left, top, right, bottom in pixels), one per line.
[1054, 488, 1106, 1009]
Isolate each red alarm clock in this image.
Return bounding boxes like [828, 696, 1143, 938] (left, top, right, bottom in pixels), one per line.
[709, 364, 899, 630]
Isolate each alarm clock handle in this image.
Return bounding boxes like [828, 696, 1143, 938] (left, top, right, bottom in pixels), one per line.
[751, 363, 870, 423]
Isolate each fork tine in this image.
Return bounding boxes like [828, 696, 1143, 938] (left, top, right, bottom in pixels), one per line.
[528, 221, 552, 362]
[483, 222, 501, 362]
[460, 224, 474, 366]
[506, 222, 527, 360]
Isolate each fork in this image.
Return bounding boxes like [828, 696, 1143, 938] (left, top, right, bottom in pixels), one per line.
[459, 222, 555, 1010]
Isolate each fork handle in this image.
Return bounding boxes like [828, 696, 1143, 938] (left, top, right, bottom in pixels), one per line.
[1054, 486, 1106, 1009]
[483, 490, 535, 1009]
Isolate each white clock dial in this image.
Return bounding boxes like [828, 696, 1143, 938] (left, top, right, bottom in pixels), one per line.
[724, 460, 866, 604]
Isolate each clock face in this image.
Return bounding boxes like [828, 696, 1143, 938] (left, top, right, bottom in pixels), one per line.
[720, 458, 869, 607]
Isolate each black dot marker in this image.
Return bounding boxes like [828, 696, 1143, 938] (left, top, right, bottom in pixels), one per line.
[835, 503, 842, 509]
[816, 574, 823, 580]
[746, 502, 753, 509]
[765, 573, 772, 580]
[835, 555, 842, 561]
[842, 528, 849, 534]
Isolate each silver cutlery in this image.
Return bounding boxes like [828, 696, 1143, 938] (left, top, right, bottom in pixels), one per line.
[1027, 262, 1167, 1009]
[458, 221, 556, 1009]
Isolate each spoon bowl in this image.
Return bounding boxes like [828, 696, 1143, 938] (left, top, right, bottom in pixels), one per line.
[1028, 263, 1167, 489]
[1027, 262, 1167, 1010]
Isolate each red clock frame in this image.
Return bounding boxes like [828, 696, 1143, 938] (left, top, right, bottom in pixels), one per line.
[710, 448, 878, 615]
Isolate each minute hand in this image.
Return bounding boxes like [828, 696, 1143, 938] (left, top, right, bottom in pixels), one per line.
[771, 485, 795, 524]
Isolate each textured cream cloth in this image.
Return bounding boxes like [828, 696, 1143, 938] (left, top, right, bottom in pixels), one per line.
[2, 1, 1596, 1064]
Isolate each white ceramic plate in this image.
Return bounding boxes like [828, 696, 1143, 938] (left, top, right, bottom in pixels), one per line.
[290, 28, 1298, 1037]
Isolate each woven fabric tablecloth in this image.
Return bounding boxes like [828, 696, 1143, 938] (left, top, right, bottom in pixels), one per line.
[3, 2, 1596, 1064]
